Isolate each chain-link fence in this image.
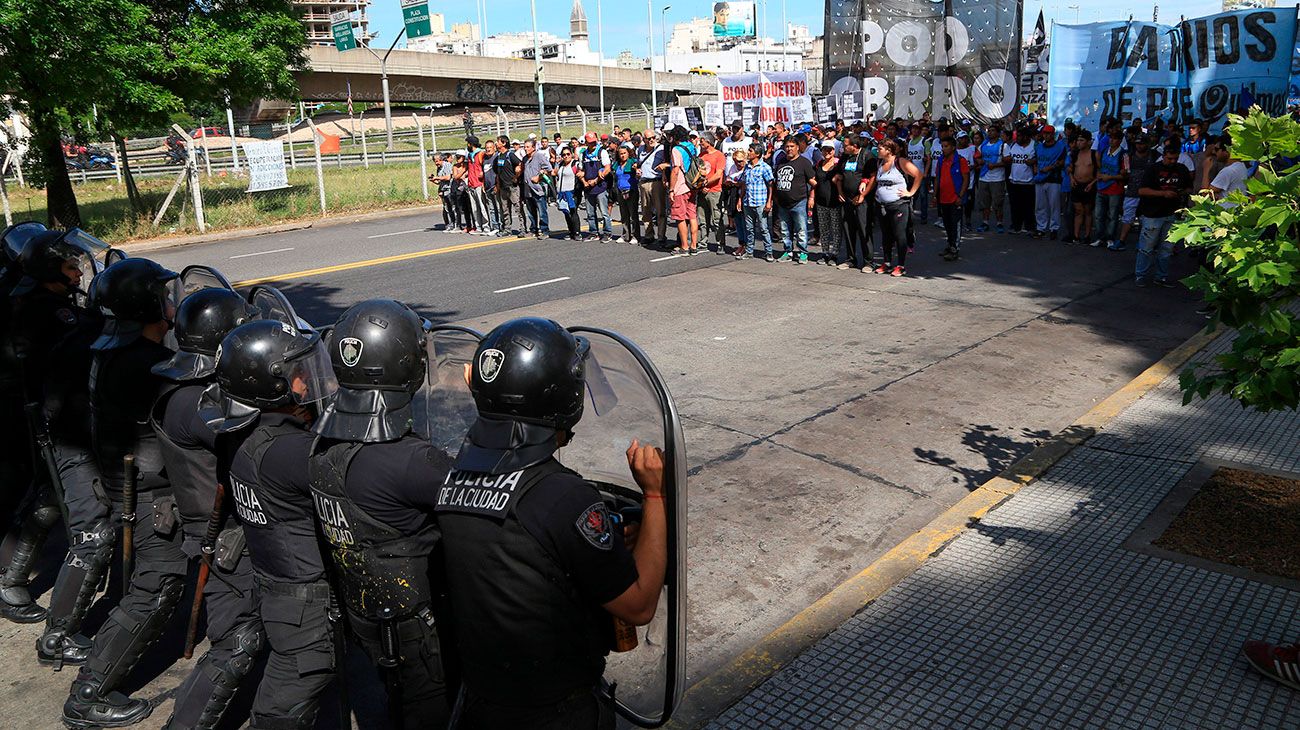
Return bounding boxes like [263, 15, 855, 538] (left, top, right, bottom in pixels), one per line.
[1, 105, 660, 239]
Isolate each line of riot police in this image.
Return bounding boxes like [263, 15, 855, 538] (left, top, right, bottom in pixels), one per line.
[0, 222, 685, 730]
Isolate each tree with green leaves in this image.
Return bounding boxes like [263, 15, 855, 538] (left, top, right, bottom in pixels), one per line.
[0, 0, 306, 227]
[1170, 108, 1300, 412]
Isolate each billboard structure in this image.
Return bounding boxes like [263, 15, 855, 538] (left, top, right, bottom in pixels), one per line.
[823, 0, 1024, 122]
[713, 2, 756, 38]
[1048, 8, 1298, 130]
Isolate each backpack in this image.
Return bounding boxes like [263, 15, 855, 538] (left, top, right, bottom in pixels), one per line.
[677, 144, 707, 191]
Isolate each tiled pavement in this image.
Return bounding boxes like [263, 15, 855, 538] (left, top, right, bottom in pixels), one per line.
[711, 332, 1300, 729]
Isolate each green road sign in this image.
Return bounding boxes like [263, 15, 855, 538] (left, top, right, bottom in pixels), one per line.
[331, 10, 357, 51]
[400, 0, 432, 39]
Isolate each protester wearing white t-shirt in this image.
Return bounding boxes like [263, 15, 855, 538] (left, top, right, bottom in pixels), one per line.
[1007, 130, 1038, 234]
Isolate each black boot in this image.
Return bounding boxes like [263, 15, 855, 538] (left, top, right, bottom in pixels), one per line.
[63, 669, 154, 728]
[0, 580, 47, 623]
[0, 488, 59, 623]
[37, 630, 93, 669]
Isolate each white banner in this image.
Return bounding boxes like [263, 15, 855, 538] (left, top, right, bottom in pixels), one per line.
[704, 101, 724, 128]
[717, 71, 811, 126]
[667, 106, 690, 129]
[243, 141, 290, 193]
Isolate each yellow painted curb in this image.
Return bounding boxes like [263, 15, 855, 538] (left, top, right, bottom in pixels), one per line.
[667, 323, 1225, 729]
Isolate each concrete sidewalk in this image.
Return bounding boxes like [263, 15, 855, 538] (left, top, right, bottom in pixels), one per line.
[710, 330, 1300, 729]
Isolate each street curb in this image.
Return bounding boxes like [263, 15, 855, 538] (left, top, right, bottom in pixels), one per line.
[666, 323, 1226, 729]
[116, 203, 442, 254]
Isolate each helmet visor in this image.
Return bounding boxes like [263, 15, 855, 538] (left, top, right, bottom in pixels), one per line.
[283, 335, 339, 405]
[197, 382, 261, 434]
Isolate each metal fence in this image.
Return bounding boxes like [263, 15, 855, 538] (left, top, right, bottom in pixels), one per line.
[6, 106, 663, 186]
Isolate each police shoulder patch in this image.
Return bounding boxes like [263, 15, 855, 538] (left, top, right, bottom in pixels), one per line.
[575, 502, 613, 551]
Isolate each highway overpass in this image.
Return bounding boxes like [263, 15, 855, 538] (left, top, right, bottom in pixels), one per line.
[291, 45, 716, 111]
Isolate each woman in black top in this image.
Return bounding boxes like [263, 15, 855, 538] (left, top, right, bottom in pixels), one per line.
[813, 141, 842, 265]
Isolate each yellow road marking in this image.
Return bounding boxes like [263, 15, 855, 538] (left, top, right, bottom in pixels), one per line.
[233, 235, 518, 286]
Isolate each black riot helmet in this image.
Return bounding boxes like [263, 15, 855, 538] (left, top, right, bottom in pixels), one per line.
[198, 319, 338, 433]
[14, 229, 80, 289]
[153, 288, 259, 382]
[92, 257, 178, 324]
[456, 317, 591, 473]
[2, 221, 47, 264]
[88, 257, 178, 350]
[313, 298, 429, 443]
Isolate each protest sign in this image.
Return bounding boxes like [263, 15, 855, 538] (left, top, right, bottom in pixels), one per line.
[243, 141, 289, 193]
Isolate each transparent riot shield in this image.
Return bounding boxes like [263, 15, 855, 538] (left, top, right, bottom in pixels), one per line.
[245, 284, 314, 333]
[562, 327, 687, 729]
[103, 247, 127, 267]
[417, 325, 483, 455]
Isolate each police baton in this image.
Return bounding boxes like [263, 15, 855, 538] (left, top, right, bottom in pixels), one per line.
[23, 403, 70, 533]
[184, 482, 225, 659]
[376, 607, 404, 730]
[121, 454, 137, 596]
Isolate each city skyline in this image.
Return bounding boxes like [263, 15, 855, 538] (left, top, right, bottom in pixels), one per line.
[359, 0, 1299, 56]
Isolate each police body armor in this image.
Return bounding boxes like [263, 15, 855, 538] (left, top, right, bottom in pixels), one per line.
[150, 382, 220, 531]
[435, 458, 610, 707]
[88, 342, 167, 493]
[232, 419, 326, 584]
[308, 440, 438, 619]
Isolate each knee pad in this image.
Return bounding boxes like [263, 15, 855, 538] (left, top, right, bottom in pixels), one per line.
[249, 701, 319, 730]
[210, 619, 265, 685]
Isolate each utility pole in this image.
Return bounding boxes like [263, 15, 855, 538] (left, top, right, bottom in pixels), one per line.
[661, 6, 671, 79]
[363, 29, 409, 150]
[531, 0, 546, 135]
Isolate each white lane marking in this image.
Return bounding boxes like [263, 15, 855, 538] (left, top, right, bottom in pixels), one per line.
[493, 276, 571, 294]
[366, 228, 426, 239]
[229, 247, 294, 259]
[649, 255, 678, 262]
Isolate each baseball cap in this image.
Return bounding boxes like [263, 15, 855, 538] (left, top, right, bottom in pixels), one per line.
[799, 124, 813, 133]
[600, 133, 609, 141]
[527, 133, 537, 140]
[511, 138, 522, 145]
[584, 132, 597, 143]
[819, 139, 836, 149]
[1042, 125, 1056, 135]
[956, 131, 969, 139]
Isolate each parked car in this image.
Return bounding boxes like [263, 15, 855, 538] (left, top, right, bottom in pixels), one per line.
[190, 126, 225, 139]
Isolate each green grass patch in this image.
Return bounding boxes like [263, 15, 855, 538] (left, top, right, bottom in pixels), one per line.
[8, 162, 437, 243]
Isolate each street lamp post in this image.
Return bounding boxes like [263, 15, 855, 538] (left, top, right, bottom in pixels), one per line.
[660, 6, 671, 78]
[1067, 4, 1080, 22]
[647, 0, 658, 115]
[362, 29, 409, 150]
[597, 0, 606, 126]
[781, 0, 787, 71]
[530, 0, 546, 135]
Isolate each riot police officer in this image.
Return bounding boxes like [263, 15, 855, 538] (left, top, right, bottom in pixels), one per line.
[308, 299, 452, 729]
[436, 317, 667, 729]
[149, 286, 262, 729]
[199, 318, 341, 730]
[0, 221, 49, 594]
[62, 257, 183, 728]
[0, 229, 92, 623]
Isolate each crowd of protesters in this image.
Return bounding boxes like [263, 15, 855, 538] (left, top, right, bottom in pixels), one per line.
[428, 110, 1266, 283]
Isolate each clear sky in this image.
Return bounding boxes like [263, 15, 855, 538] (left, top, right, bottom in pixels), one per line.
[364, 0, 1298, 52]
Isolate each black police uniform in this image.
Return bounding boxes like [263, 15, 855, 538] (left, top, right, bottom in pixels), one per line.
[36, 302, 111, 665]
[0, 286, 85, 623]
[436, 453, 637, 729]
[227, 413, 337, 729]
[309, 435, 452, 728]
[150, 381, 262, 729]
[65, 332, 189, 724]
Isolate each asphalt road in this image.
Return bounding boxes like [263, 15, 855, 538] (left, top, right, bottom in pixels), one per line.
[3, 205, 1213, 728]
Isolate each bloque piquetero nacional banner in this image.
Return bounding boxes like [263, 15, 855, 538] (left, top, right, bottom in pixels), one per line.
[823, 0, 1025, 122]
[1048, 8, 1298, 130]
[718, 71, 814, 125]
